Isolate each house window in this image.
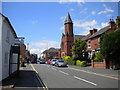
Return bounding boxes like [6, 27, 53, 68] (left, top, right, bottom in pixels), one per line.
[6, 30, 10, 43]
[88, 40, 91, 48]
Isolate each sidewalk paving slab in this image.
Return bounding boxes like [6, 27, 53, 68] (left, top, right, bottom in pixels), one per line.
[2, 64, 44, 90]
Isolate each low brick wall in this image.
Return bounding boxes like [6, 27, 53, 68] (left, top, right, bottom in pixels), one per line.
[92, 60, 106, 69]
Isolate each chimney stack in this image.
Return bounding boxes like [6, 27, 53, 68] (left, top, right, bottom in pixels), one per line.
[93, 29, 97, 34]
[90, 30, 93, 35]
[109, 19, 116, 30]
[89, 29, 97, 36]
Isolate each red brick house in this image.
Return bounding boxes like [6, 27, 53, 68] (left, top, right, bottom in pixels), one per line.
[87, 19, 116, 60]
[42, 48, 59, 60]
[85, 18, 120, 69]
[60, 13, 85, 58]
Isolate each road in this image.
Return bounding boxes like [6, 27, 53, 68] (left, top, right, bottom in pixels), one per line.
[31, 64, 119, 89]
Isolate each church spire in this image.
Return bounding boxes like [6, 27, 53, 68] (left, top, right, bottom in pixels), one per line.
[65, 12, 73, 24]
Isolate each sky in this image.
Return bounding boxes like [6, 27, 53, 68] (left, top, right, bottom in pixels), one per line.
[2, 1, 119, 57]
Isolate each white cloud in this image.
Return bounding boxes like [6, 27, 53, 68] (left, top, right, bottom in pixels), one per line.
[30, 48, 46, 58]
[80, 8, 87, 14]
[106, 14, 112, 18]
[60, 16, 66, 21]
[98, 4, 114, 15]
[91, 11, 96, 15]
[70, 8, 74, 12]
[101, 22, 109, 27]
[74, 19, 97, 29]
[29, 40, 60, 50]
[30, 20, 39, 24]
[73, 19, 110, 35]
[60, 26, 64, 30]
[29, 40, 60, 56]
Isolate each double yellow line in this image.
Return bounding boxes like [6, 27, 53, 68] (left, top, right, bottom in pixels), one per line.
[68, 67, 119, 80]
[30, 64, 49, 90]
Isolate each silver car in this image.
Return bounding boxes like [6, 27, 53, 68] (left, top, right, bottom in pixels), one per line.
[55, 60, 67, 67]
[51, 59, 57, 66]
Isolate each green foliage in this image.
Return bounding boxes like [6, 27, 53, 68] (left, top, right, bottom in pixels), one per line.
[72, 39, 87, 61]
[76, 60, 87, 67]
[100, 30, 120, 65]
[67, 58, 75, 65]
[62, 56, 75, 65]
[62, 56, 71, 62]
[116, 18, 120, 28]
[94, 51, 103, 62]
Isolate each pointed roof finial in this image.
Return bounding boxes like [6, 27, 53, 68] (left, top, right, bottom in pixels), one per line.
[65, 12, 73, 24]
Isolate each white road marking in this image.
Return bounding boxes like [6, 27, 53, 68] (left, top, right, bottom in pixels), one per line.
[51, 68, 57, 70]
[74, 76, 97, 86]
[30, 64, 48, 90]
[59, 70, 69, 75]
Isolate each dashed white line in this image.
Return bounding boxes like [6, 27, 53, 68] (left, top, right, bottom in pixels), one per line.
[74, 76, 97, 86]
[59, 70, 69, 75]
[51, 68, 57, 70]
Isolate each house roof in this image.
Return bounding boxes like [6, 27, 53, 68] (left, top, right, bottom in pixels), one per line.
[89, 26, 110, 39]
[43, 48, 59, 54]
[81, 34, 91, 40]
[74, 35, 86, 40]
[0, 13, 17, 38]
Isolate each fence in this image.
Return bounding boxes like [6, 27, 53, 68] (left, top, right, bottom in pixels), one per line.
[92, 59, 106, 69]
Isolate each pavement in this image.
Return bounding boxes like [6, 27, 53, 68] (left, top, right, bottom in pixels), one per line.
[2, 64, 45, 90]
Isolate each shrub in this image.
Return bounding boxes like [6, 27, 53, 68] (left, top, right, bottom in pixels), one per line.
[76, 60, 81, 66]
[94, 51, 103, 62]
[62, 56, 75, 65]
[76, 60, 87, 67]
[67, 58, 75, 65]
[62, 56, 70, 62]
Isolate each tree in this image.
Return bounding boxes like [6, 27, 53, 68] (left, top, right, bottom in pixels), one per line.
[72, 39, 87, 65]
[100, 30, 120, 69]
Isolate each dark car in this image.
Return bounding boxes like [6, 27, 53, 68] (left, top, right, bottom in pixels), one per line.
[55, 60, 67, 67]
[30, 54, 37, 63]
[39, 59, 46, 64]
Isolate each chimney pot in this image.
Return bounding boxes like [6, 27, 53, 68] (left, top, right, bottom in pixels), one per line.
[90, 30, 93, 35]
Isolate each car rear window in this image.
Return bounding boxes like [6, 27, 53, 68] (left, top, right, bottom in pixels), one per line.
[53, 60, 56, 61]
[58, 61, 64, 62]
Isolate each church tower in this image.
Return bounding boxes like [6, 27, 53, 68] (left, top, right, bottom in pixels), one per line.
[64, 12, 74, 56]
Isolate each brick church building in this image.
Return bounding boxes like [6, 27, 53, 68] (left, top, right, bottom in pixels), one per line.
[59, 13, 85, 58]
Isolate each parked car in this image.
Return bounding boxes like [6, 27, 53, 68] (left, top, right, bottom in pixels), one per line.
[39, 59, 46, 64]
[47, 59, 52, 64]
[51, 59, 57, 66]
[31, 60, 37, 63]
[30, 54, 37, 63]
[55, 60, 67, 67]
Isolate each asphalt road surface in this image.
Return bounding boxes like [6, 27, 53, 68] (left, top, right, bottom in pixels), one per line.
[30, 64, 119, 89]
